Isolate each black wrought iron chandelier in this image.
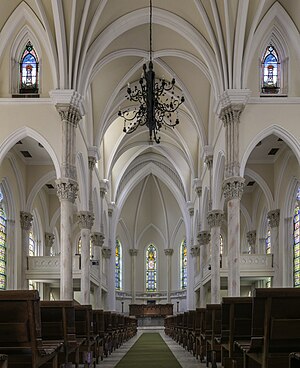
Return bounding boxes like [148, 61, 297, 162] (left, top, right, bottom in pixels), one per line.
[118, 0, 184, 144]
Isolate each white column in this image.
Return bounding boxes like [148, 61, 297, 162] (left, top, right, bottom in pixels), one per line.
[187, 204, 195, 309]
[20, 211, 33, 290]
[129, 249, 138, 303]
[51, 90, 84, 301]
[207, 211, 224, 304]
[107, 203, 116, 310]
[246, 230, 256, 254]
[56, 180, 78, 300]
[102, 247, 112, 308]
[91, 232, 105, 308]
[164, 248, 174, 303]
[190, 246, 200, 306]
[223, 177, 244, 297]
[267, 209, 280, 286]
[45, 232, 55, 256]
[198, 231, 210, 307]
[77, 211, 94, 304]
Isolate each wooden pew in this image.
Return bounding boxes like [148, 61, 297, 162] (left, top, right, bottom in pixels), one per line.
[220, 297, 252, 368]
[40, 300, 82, 367]
[236, 288, 300, 368]
[195, 308, 206, 361]
[202, 304, 221, 368]
[74, 304, 97, 367]
[0, 355, 7, 368]
[103, 311, 113, 357]
[92, 310, 104, 363]
[290, 353, 300, 368]
[0, 290, 62, 368]
[187, 310, 196, 353]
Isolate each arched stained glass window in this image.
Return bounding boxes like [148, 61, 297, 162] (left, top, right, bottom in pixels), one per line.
[265, 229, 271, 254]
[29, 231, 36, 256]
[20, 41, 39, 94]
[115, 239, 122, 290]
[180, 240, 187, 289]
[293, 187, 300, 288]
[261, 45, 280, 94]
[146, 244, 157, 291]
[0, 190, 7, 290]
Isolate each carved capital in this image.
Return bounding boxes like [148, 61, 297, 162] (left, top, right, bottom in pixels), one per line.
[100, 179, 109, 198]
[193, 178, 202, 197]
[246, 230, 256, 246]
[77, 211, 94, 230]
[129, 249, 138, 256]
[204, 155, 213, 170]
[45, 232, 55, 247]
[88, 156, 97, 171]
[20, 211, 33, 230]
[90, 232, 105, 247]
[190, 246, 200, 257]
[219, 104, 244, 127]
[108, 202, 115, 217]
[223, 176, 244, 201]
[207, 210, 224, 229]
[267, 209, 280, 228]
[55, 178, 78, 203]
[197, 231, 211, 245]
[164, 248, 174, 256]
[102, 247, 112, 259]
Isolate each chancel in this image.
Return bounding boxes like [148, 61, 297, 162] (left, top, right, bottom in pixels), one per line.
[0, 1, 299, 367]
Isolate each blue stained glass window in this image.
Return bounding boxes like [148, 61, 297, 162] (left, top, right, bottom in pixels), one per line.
[266, 229, 271, 254]
[180, 240, 187, 289]
[0, 197, 6, 290]
[115, 239, 122, 290]
[261, 45, 280, 94]
[20, 41, 39, 93]
[294, 187, 300, 288]
[146, 244, 157, 292]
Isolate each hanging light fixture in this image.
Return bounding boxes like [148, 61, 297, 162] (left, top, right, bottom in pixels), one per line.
[118, 0, 184, 144]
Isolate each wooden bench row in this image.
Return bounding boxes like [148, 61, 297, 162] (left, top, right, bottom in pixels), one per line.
[165, 288, 300, 368]
[0, 290, 137, 368]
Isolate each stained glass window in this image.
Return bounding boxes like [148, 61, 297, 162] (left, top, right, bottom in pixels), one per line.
[261, 45, 280, 94]
[265, 229, 271, 254]
[220, 235, 223, 255]
[115, 239, 122, 290]
[20, 41, 39, 94]
[180, 240, 187, 289]
[0, 194, 7, 290]
[77, 237, 93, 258]
[293, 187, 300, 287]
[29, 231, 35, 256]
[146, 244, 157, 292]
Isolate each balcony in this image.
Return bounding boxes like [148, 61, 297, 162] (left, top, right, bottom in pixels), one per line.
[197, 253, 274, 287]
[26, 255, 105, 287]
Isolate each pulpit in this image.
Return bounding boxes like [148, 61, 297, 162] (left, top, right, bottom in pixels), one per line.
[129, 304, 173, 326]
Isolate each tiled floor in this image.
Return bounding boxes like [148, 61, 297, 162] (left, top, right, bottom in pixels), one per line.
[98, 327, 210, 368]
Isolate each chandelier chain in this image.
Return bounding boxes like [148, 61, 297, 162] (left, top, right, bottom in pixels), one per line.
[150, 0, 153, 62]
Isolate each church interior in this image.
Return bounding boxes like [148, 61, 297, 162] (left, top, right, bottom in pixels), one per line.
[0, 0, 300, 367]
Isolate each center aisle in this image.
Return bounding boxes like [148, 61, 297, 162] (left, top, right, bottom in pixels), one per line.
[115, 332, 182, 368]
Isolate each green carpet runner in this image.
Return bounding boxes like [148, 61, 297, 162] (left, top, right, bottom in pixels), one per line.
[115, 333, 182, 368]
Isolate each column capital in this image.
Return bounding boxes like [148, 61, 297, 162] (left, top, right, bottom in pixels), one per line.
[88, 156, 97, 171]
[190, 246, 200, 257]
[267, 209, 280, 228]
[55, 178, 78, 203]
[197, 231, 211, 245]
[193, 180, 202, 197]
[187, 201, 194, 216]
[90, 232, 105, 247]
[100, 179, 109, 198]
[108, 202, 115, 217]
[216, 89, 251, 120]
[50, 89, 85, 125]
[45, 232, 55, 247]
[20, 211, 33, 230]
[164, 248, 174, 256]
[102, 247, 112, 259]
[207, 210, 224, 229]
[223, 176, 245, 201]
[246, 230, 256, 246]
[77, 211, 94, 230]
[129, 249, 138, 256]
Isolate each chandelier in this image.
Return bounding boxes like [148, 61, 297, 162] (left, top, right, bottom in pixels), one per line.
[118, 0, 184, 144]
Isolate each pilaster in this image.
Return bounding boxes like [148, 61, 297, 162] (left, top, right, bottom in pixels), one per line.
[267, 209, 280, 286]
[20, 211, 33, 290]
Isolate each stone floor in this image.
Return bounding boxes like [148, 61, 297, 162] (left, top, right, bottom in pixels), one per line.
[98, 327, 212, 368]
